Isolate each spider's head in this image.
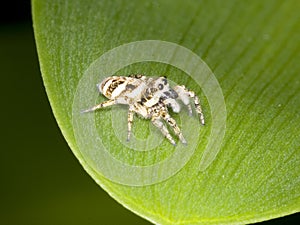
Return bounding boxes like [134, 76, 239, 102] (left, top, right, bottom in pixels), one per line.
[153, 77, 169, 92]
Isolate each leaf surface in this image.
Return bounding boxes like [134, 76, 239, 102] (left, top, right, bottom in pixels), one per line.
[32, 0, 300, 224]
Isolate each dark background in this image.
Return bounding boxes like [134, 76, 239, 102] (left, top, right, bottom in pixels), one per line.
[0, 1, 298, 224]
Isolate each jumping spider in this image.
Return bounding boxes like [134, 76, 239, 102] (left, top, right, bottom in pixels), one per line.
[82, 75, 205, 146]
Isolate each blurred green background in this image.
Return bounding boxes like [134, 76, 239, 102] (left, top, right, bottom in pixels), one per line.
[0, 1, 298, 225]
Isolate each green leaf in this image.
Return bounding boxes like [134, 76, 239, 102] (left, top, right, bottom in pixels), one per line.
[32, 0, 300, 224]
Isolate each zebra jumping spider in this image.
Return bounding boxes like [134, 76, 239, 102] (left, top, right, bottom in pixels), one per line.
[82, 75, 205, 146]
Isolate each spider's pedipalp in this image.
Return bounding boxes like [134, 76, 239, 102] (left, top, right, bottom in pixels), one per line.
[162, 98, 181, 113]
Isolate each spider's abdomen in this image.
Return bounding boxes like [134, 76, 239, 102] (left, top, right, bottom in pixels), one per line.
[99, 76, 146, 101]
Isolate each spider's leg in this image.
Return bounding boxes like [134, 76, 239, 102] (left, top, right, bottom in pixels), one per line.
[174, 85, 205, 125]
[189, 90, 205, 125]
[127, 108, 134, 141]
[81, 99, 116, 113]
[151, 117, 176, 146]
[161, 111, 187, 145]
[186, 104, 193, 116]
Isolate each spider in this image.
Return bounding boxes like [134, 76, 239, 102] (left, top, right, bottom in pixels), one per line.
[82, 75, 205, 146]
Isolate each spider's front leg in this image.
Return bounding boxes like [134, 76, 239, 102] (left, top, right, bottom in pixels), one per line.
[127, 103, 148, 142]
[173, 85, 205, 125]
[151, 116, 177, 146]
[81, 99, 116, 113]
[127, 107, 134, 141]
[161, 111, 187, 145]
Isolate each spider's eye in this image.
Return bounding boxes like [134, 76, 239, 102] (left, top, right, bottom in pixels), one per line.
[158, 83, 164, 90]
[163, 79, 167, 85]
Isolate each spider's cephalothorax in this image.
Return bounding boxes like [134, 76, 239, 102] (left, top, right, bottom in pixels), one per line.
[82, 75, 205, 146]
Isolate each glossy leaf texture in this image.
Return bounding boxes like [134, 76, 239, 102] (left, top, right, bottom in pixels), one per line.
[32, 0, 300, 224]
